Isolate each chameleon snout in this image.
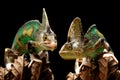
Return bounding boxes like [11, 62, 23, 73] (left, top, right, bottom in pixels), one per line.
[43, 41, 57, 51]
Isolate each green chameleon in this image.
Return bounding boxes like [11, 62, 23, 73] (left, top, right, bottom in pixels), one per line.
[4, 8, 57, 67]
[59, 17, 109, 60]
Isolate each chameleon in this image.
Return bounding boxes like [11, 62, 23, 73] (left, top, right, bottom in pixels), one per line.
[4, 8, 57, 68]
[59, 17, 118, 79]
[59, 17, 109, 60]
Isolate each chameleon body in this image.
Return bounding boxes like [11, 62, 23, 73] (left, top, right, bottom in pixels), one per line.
[12, 20, 42, 55]
[83, 25, 105, 59]
[59, 17, 105, 60]
[5, 8, 57, 67]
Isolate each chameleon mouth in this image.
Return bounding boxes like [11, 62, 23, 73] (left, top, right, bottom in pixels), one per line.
[29, 40, 57, 51]
[42, 41, 57, 51]
[59, 50, 83, 60]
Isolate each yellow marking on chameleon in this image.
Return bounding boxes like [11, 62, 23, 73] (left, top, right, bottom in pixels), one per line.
[16, 34, 23, 48]
[96, 30, 104, 38]
[23, 26, 34, 36]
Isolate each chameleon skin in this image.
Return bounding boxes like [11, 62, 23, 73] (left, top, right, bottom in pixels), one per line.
[59, 17, 84, 60]
[12, 20, 42, 55]
[5, 8, 57, 67]
[59, 17, 105, 60]
[83, 24, 105, 59]
[11, 9, 57, 55]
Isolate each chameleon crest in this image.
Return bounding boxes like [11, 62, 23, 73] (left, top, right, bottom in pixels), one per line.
[5, 8, 57, 65]
[59, 17, 105, 60]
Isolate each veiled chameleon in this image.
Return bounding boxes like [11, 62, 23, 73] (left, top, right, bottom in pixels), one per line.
[59, 17, 109, 60]
[4, 8, 57, 68]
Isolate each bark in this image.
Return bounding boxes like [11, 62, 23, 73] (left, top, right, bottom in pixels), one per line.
[66, 51, 120, 80]
[0, 51, 54, 80]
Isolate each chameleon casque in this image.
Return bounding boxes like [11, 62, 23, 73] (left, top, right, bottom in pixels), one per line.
[59, 17, 110, 60]
[4, 8, 57, 68]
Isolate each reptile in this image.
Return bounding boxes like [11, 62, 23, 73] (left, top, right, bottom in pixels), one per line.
[4, 8, 57, 68]
[59, 17, 110, 60]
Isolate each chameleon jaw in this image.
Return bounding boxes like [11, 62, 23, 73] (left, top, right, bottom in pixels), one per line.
[42, 41, 57, 51]
[59, 50, 83, 60]
[29, 40, 57, 51]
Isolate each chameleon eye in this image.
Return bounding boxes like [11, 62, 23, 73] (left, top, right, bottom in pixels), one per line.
[43, 34, 47, 41]
[67, 43, 72, 49]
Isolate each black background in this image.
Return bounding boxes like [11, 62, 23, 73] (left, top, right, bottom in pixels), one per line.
[0, 0, 120, 80]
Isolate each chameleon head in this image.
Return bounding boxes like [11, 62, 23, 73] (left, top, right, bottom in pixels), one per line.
[42, 8, 57, 51]
[59, 17, 84, 60]
[31, 8, 57, 52]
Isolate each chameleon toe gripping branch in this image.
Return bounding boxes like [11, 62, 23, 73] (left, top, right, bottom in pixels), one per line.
[59, 17, 120, 80]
